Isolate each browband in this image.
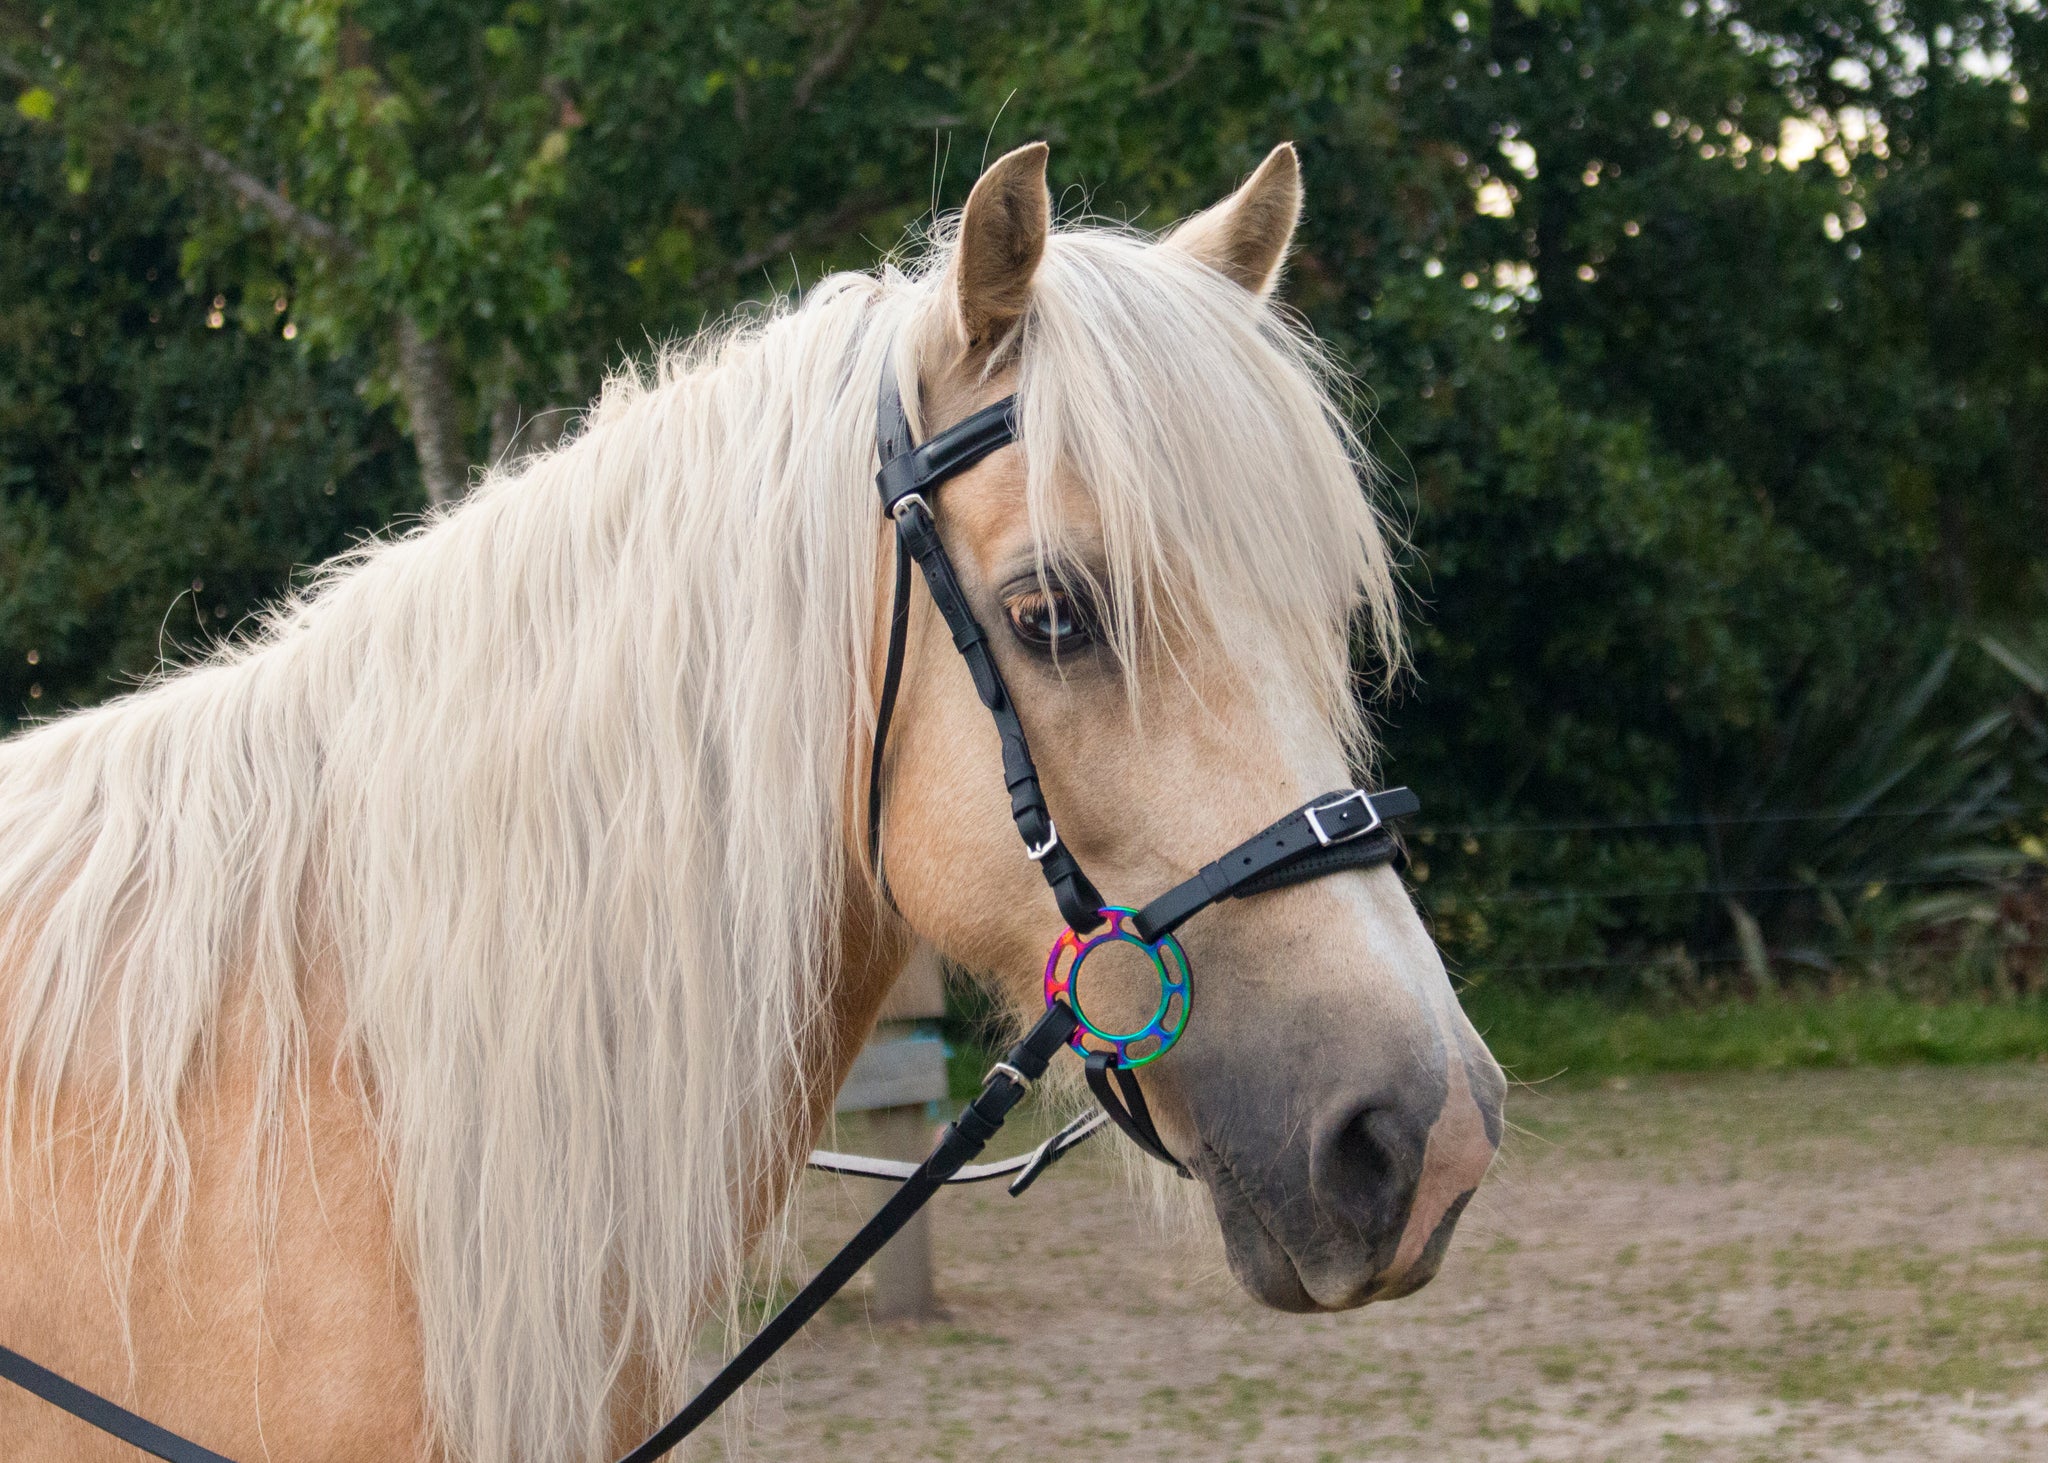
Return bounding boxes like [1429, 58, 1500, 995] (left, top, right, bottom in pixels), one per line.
[876, 395, 1020, 516]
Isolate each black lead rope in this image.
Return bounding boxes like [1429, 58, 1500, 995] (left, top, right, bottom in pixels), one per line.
[0, 1344, 237, 1463]
[0, 1005, 1086, 1463]
[616, 1000, 1081, 1462]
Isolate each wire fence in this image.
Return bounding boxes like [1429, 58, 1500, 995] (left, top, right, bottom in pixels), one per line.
[1404, 800, 2047, 990]
[1446, 942, 2048, 979]
[1427, 805, 1991, 837]
[1437, 871, 1987, 908]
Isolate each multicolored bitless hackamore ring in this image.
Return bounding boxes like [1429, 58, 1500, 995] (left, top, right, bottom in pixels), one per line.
[1042, 906, 1191, 1067]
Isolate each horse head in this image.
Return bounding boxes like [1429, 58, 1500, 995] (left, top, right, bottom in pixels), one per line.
[870, 142, 1505, 1311]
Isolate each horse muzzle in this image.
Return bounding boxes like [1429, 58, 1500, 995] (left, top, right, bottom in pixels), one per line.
[1185, 1027, 1504, 1313]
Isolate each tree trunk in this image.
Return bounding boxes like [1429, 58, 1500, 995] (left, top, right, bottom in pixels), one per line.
[395, 315, 467, 506]
[1725, 898, 1776, 999]
[489, 391, 521, 468]
[486, 339, 529, 469]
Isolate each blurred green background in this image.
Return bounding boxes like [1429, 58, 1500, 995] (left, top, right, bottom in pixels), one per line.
[4, 0, 2043, 1047]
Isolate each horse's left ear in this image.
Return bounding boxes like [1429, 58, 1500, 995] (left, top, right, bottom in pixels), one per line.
[1164, 143, 1302, 296]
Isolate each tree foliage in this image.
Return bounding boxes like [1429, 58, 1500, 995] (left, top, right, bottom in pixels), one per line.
[3, 0, 2042, 990]
[0, 133, 407, 714]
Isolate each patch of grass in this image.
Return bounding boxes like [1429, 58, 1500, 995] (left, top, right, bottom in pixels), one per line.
[945, 1042, 994, 1101]
[930, 1328, 1008, 1349]
[1463, 988, 2048, 1083]
[954, 991, 2048, 1095]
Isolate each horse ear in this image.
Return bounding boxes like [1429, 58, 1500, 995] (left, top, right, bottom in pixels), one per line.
[1164, 143, 1302, 296]
[951, 141, 1051, 351]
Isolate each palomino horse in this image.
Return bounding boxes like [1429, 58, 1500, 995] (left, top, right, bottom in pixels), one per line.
[0, 142, 1504, 1461]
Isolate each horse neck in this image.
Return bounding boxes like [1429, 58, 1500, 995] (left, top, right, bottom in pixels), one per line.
[308, 323, 926, 1458]
[0, 284, 929, 1461]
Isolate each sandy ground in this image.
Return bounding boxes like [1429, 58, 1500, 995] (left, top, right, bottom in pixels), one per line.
[701, 1064, 2048, 1461]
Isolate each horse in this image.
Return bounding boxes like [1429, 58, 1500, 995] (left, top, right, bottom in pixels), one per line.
[0, 141, 1505, 1461]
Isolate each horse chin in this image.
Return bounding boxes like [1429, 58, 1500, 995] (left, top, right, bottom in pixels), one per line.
[1202, 1155, 1461, 1314]
[1202, 1160, 1350, 1314]
[1212, 1206, 1434, 1314]
[1212, 1208, 1323, 1313]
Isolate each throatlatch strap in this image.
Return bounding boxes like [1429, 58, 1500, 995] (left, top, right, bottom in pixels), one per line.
[865, 530, 913, 878]
[618, 1002, 1082, 1462]
[1084, 1051, 1188, 1177]
[869, 356, 1105, 934]
[1132, 787, 1418, 943]
[0, 1344, 239, 1463]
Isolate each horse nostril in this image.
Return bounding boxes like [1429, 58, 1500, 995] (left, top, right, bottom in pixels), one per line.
[1313, 1099, 1428, 1238]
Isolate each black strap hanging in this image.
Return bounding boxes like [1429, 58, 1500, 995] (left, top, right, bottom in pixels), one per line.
[615, 1000, 1081, 1462]
[0, 1344, 237, 1463]
[1084, 1050, 1188, 1176]
[866, 531, 915, 876]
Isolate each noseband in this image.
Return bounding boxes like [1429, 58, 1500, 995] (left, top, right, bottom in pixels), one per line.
[0, 346, 1420, 1463]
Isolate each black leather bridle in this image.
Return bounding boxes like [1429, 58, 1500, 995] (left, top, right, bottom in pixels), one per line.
[863, 353, 1416, 1172]
[0, 347, 1420, 1463]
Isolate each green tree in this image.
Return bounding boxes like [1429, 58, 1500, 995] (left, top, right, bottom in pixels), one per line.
[4, 0, 2041, 985]
[0, 124, 408, 721]
[2, 0, 1030, 499]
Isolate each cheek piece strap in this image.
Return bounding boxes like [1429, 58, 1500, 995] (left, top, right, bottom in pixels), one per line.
[869, 354, 1107, 932]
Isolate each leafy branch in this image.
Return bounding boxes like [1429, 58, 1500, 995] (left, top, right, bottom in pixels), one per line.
[1, 41, 474, 502]
[792, 0, 887, 110]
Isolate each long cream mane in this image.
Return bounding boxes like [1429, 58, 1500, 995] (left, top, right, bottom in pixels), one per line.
[0, 220, 1397, 1461]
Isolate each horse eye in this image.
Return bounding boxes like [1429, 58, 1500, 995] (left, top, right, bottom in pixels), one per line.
[1006, 589, 1096, 652]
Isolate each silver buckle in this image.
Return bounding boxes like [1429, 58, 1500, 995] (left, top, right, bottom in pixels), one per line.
[984, 1060, 1031, 1093]
[1306, 791, 1380, 847]
[1024, 819, 1060, 862]
[890, 491, 930, 523]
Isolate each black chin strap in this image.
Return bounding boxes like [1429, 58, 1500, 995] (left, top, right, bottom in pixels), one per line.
[1084, 1051, 1188, 1175]
[867, 356, 1106, 934]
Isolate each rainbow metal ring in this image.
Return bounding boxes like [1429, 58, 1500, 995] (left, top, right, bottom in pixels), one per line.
[1042, 906, 1192, 1068]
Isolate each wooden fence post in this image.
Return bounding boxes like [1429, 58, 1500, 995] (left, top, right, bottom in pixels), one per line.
[833, 943, 948, 1320]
